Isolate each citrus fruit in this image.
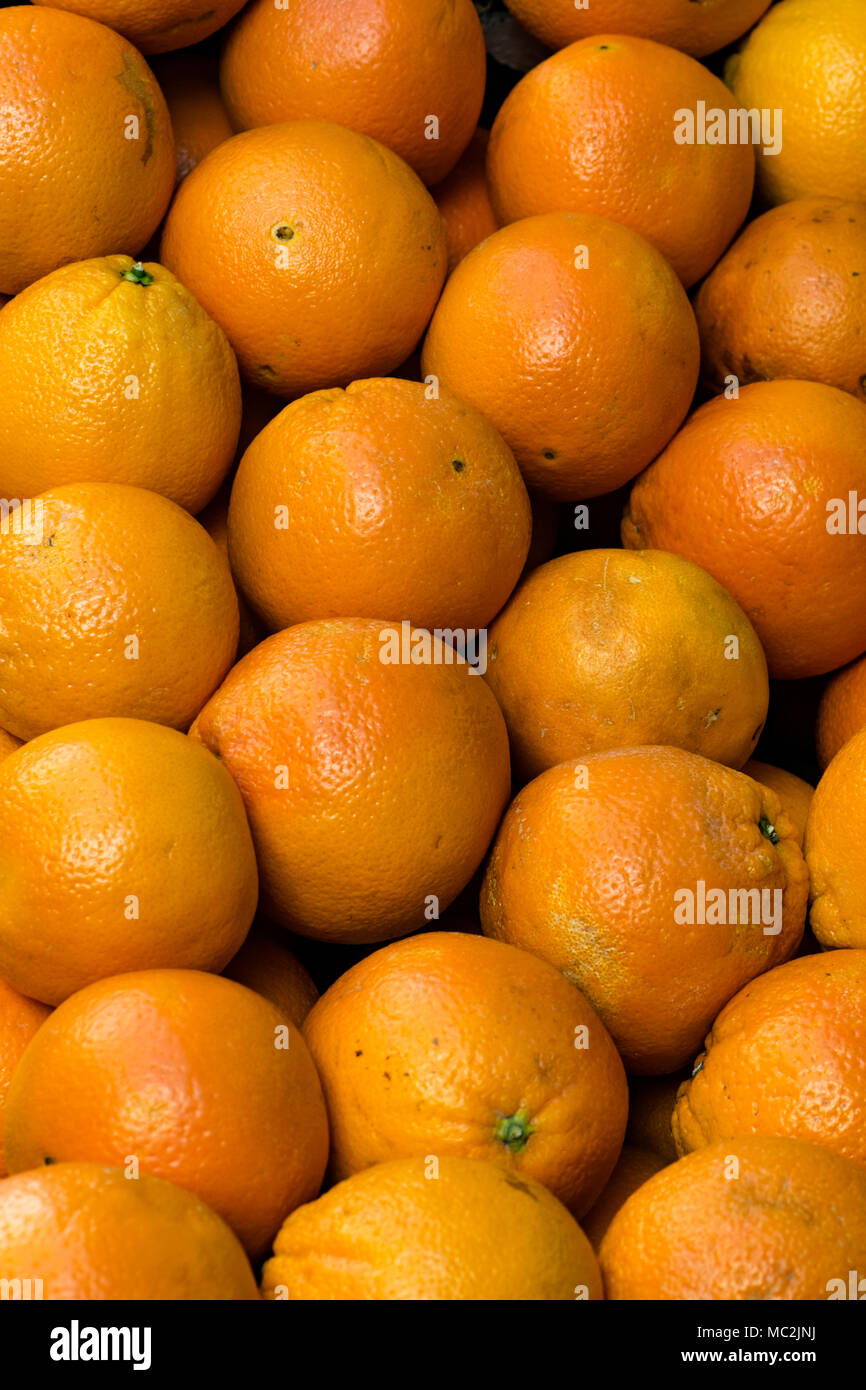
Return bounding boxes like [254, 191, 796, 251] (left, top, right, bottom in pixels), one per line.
[742, 761, 814, 845]
[151, 52, 233, 182]
[0, 979, 50, 1177]
[502, 0, 772, 56]
[431, 129, 498, 273]
[0, 729, 21, 764]
[223, 925, 319, 1029]
[817, 652, 866, 767]
[805, 728, 866, 948]
[580, 1147, 667, 1251]
[33, 0, 247, 54]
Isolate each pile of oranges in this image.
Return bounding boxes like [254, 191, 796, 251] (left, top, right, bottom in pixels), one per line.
[1, 0, 866, 1303]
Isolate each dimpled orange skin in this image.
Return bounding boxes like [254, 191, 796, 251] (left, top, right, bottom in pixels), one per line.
[227, 378, 531, 633]
[0, 719, 258, 1006]
[0, 482, 239, 741]
[805, 730, 866, 948]
[262, 1155, 602, 1301]
[223, 926, 320, 1029]
[0, 979, 50, 1177]
[623, 381, 866, 680]
[150, 53, 233, 182]
[4, 970, 330, 1259]
[160, 121, 447, 397]
[695, 200, 866, 402]
[481, 746, 809, 1075]
[673, 952, 866, 1166]
[0, 1162, 259, 1300]
[485, 549, 769, 782]
[817, 653, 866, 768]
[33, 0, 247, 56]
[190, 620, 511, 944]
[502, 0, 771, 56]
[600, 1137, 866, 1300]
[0, 256, 241, 513]
[580, 1147, 667, 1252]
[220, 0, 485, 186]
[486, 37, 754, 289]
[0, 8, 175, 297]
[303, 931, 628, 1215]
[742, 761, 814, 846]
[430, 129, 498, 272]
[421, 212, 699, 500]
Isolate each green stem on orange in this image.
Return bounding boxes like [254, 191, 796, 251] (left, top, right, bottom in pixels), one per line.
[122, 262, 153, 286]
[495, 1108, 536, 1154]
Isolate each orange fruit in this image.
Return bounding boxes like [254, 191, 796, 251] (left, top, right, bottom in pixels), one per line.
[220, 0, 485, 186]
[0, 1161, 258, 1299]
[421, 212, 699, 500]
[0, 7, 175, 296]
[672, 951, 866, 1167]
[742, 760, 814, 845]
[190, 619, 511, 944]
[726, 0, 866, 206]
[623, 380, 866, 679]
[485, 548, 769, 781]
[580, 1146, 667, 1251]
[695, 199, 866, 402]
[817, 652, 866, 768]
[0, 256, 241, 512]
[33, 0, 247, 55]
[4, 969, 329, 1258]
[160, 120, 447, 397]
[502, 0, 772, 56]
[303, 931, 628, 1215]
[0, 482, 238, 740]
[196, 486, 262, 659]
[0, 979, 50, 1178]
[227, 377, 531, 633]
[151, 52, 233, 182]
[0, 718, 258, 1005]
[481, 746, 809, 1074]
[430, 128, 498, 273]
[262, 1155, 602, 1301]
[805, 728, 866, 948]
[223, 925, 319, 1029]
[0, 728, 21, 764]
[486, 36, 754, 288]
[625, 1076, 682, 1162]
[600, 1137, 866, 1300]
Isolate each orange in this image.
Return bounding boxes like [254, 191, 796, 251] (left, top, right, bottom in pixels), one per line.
[33, 0, 247, 55]
[303, 931, 627, 1215]
[742, 760, 814, 845]
[625, 1076, 682, 1162]
[805, 728, 866, 948]
[817, 652, 866, 768]
[227, 377, 531, 633]
[151, 52, 233, 182]
[223, 924, 319, 1029]
[695, 199, 866, 401]
[600, 1137, 866, 1300]
[486, 36, 754, 288]
[421, 212, 699, 500]
[0, 256, 241, 512]
[190, 619, 511, 944]
[262, 1156, 602, 1301]
[580, 1147, 667, 1251]
[672, 951, 866, 1167]
[0, 7, 175, 296]
[4, 969, 329, 1258]
[196, 486, 262, 659]
[726, 0, 866, 206]
[481, 746, 809, 1074]
[0, 482, 238, 740]
[0, 728, 21, 764]
[160, 121, 447, 397]
[220, 0, 486, 186]
[485, 548, 769, 781]
[0, 718, 258, 1005]
[0, 979, 50, 1177]
[502, 0, 772, 56]
[623, 380, 866, 679]
[430, 129, 498, 273]
[0, 1161, 258, 1299]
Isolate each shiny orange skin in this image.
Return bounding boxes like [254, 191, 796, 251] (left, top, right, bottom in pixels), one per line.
[673, 952, 866, 1167]
[190, 620, 511, 944]
[421, 212, 699, 500]
[0, 719, 258, 1006]
[502, 0, 772, 56]
[600, 1137, 866, 1300]
[625, 1076, 682, 1162]
[580, 1147, 667, 1252]
[695, 199, 866, 401]
[160, 121, 447, 397]
[485, 549, 769, 781]
[151, 52, 233, 181]
[0, 256, 241, 513]
[220, 0, 485, 186]
[4, 970, 330, 1259]
[481, 747, 809, 1074]
[805, 729, 866, 948]
[431, 129, 498, 273]
[223, 925, 319, 1029]
[817, 652, 866, 768]
[0, 8, 175, 296]
[262, 1155, 602, 1301]
[487, 36, 754, 288]
[0, 482, 239, 741]
[303, 932, 628, 1215]
[33, 0, 247, 55]
[0, 1162, 259, 1299]
[742, 761, 814, 846]
[0, 979, 50, 1177]
[227, 377, 531, 633]
[623, 380, 866, 679]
